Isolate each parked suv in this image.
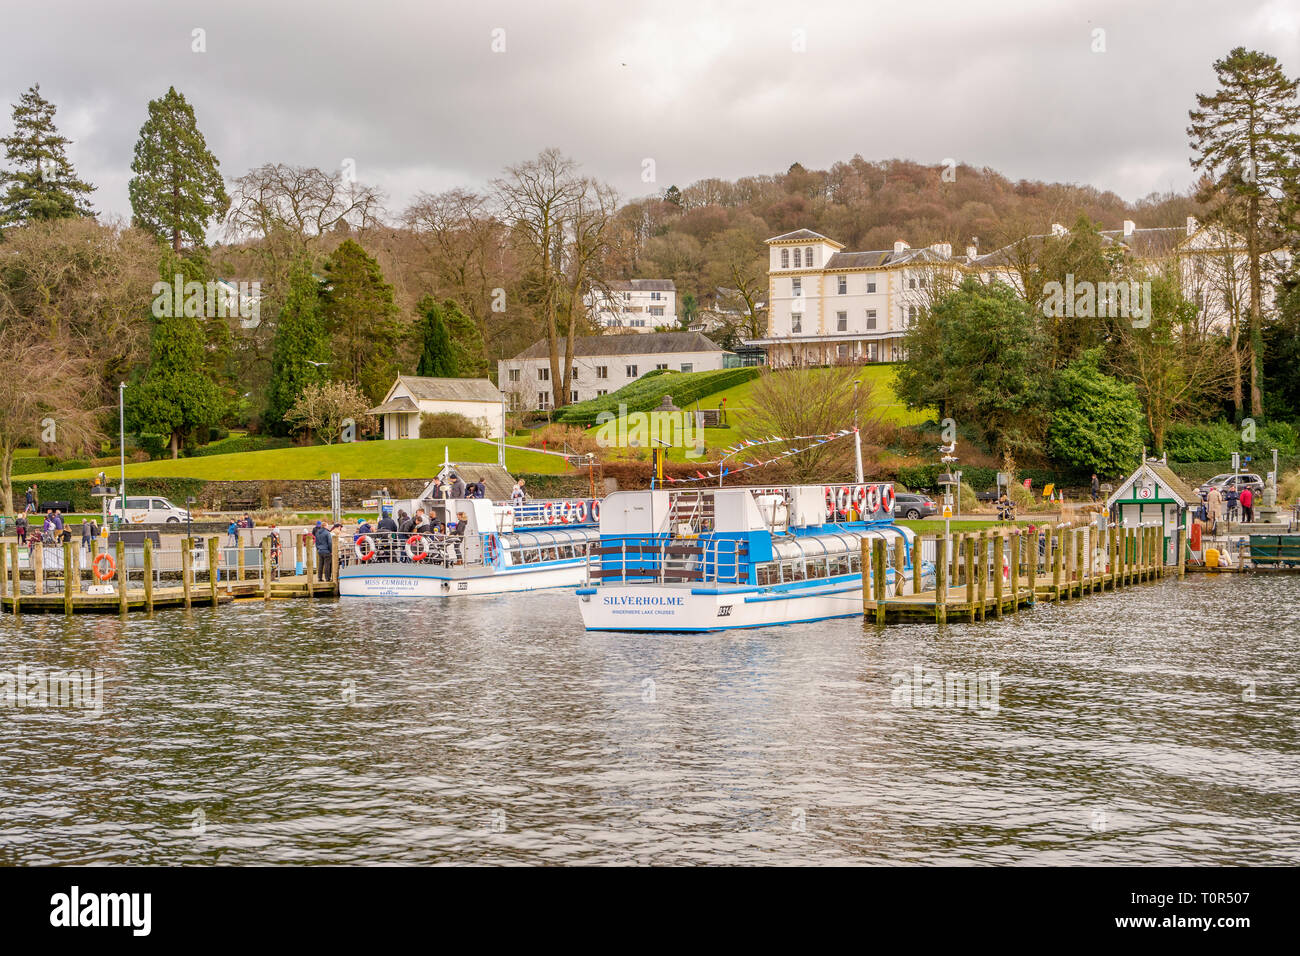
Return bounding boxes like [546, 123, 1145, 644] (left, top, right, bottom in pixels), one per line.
[894, 492, 938, 520]
[107, 495, 192, 524]
[1197, 473, 1264, 498]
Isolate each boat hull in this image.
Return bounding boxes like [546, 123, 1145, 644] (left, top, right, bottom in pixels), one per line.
[339, 559, 589, 597]
[577, 568, 932, 632]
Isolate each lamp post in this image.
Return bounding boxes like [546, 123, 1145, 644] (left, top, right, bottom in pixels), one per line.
[118, 383, 126, 522]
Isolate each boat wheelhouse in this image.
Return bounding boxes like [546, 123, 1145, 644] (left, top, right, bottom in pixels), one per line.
[576, 482, 931, 632]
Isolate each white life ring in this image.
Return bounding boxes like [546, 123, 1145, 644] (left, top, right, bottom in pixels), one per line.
[405, 534, 431, 561]
[880, 484, 896, 513]
[591, 501, 601, 521]
[561, 501, 573, 523]
[354, 535, 376, 562]
[574, 501, 588, 523]
[864, 485, 880, 515]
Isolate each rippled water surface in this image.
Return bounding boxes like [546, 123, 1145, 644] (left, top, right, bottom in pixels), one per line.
[1, 574, 1298, 865]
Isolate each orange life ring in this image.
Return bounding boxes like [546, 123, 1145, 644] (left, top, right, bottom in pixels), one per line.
[880, 484, 896, 513]
[93, 552, 116, 581]
[354, 535, 376, 562]
[574, 501, 588, 523]
[405, 534, 431, 561]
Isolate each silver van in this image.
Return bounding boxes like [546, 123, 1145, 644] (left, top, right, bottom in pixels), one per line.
[107, 495, 192, 524]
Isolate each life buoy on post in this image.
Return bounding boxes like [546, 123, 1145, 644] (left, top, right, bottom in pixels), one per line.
[405, 534, 431, 561]
[354, 535, 376, 562]
[93, 552, 116, 581]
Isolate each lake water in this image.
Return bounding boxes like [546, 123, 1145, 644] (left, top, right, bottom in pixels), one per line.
[1, 573, 1297, 865]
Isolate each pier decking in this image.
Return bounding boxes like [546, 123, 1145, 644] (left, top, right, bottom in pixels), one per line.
[862, 523, 1176, 624]
[1, 536, 339, 615]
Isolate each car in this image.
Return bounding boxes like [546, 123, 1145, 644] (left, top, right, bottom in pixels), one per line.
[894, 492, 938, 520]
[107, 495, 192, 524]
[1197, 473, 1264, 498]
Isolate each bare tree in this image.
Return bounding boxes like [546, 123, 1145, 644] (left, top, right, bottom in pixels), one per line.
[283, 381, 375, 445]
[494, 150, 616, 408]
[737, 366, 884, 482]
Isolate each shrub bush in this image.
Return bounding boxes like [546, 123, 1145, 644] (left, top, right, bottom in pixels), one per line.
[418, 412, 485, 439]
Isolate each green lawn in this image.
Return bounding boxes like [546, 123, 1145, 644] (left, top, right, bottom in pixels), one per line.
[15, 438, 571, 482]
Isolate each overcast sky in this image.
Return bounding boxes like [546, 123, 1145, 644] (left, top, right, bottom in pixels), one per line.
[3, 0, 1299, 226]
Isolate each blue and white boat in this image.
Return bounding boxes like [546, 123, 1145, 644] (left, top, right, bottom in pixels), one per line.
[576, 482, 932, 632]
[338, 492, 602, 598]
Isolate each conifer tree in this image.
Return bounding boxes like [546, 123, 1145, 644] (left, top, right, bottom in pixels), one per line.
[1188, 47, 1300, 416]
[0, 84, 95, 228]
[415, 297, 458, 377]
[322, 239, 400, 403]
[128, 86, 229, 251]
[266, 260, 330, 434]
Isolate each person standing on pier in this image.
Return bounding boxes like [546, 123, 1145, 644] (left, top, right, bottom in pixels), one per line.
[1240, 485, 1254, 524]
[312, 521, 333, 581]
[1206, 485, 1224, 532]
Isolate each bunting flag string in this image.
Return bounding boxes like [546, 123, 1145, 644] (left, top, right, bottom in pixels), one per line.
[662, 428, 857, 484]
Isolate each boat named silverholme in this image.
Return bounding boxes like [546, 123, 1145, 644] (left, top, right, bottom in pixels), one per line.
[576, 482, 931, 632]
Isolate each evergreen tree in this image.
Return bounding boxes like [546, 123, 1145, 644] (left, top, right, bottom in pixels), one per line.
[265, 260, 330, 434]
[414, 297, 458, 377]
[443, 299, 487, 376]
[1188, 47, 1300, 417]
[322, 239, 400, 403]
[0, 84, 95, 228]
[128, 255, 224, 458]
[128, 86, 229, 252]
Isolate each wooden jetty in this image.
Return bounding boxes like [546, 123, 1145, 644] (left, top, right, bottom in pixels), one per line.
[1, 535, 339, 615]
[862, 523, 1179, 624]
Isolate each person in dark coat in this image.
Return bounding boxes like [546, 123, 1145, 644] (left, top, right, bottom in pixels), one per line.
[450, 474, 466, 499]
[377, 512, 398, 561]
[312, 521, 333, 581]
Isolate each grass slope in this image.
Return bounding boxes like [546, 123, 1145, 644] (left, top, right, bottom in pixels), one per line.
[17, 438, 570, 482]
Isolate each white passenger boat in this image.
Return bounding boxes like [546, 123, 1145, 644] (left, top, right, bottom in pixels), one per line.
[338, 476, 602, 597]
[575, 483, 933, 632]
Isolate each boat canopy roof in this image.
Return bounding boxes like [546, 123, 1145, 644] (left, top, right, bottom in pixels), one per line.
[770, 526, 911, 561]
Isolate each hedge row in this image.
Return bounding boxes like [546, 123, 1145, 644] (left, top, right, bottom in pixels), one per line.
[894, 463, 1093, 493]
[554, 367, 761, 425]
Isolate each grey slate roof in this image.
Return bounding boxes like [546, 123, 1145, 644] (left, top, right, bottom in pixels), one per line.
[766, 229, 841, 245]
[397, 376, 501, 403]
[604, 278, 676, 292]
[510, 332, 723, 361]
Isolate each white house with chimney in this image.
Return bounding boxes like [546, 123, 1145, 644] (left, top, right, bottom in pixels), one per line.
[499, 332, 728, 410]
[585, 279, 678, 330]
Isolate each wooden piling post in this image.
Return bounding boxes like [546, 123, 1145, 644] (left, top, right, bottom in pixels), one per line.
[116, 539, 127, 615]
[892, 534, 905, 597]
[262, 536, 272, 601]
[1177, 518, 1186, 579]
[976, 531, 988, 621]
[306, 542, 315, 599]
[237, 539, 246, 582]
[911, 536, 924, 595]
[861, 537, 871, 617]
[1108, 526, 1117, 590]
[142, 537, 154, 613]
[0, 538, 7, 598]
[331, 541, 339, 593]
[207, 536, 219, 607]
[182, 538, 193, 609]
[9, 543, 19, 615]
[1052, 527, 1063, 602]
[62, 541, 73, 616]
[964, 534, 976, 623]
[1010, 531, 1020, 612]
[1075, 528, 1085, 599]
[993, 533, 1004, 618]
[70, 544, 81, 595]
[33, 541, 44, 594]
[935, 535, 947, 625]
[873, 538, 887, 624]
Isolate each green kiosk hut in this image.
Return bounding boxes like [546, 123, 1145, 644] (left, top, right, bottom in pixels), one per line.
[1105, 458, 1198, 566]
